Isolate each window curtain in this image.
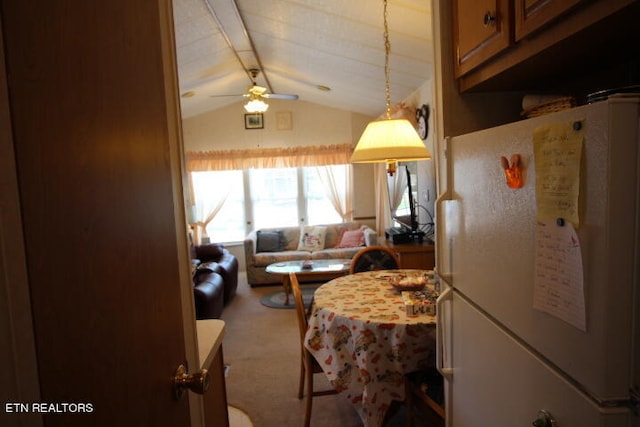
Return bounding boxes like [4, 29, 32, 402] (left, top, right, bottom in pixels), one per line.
[186, 143, 354, 171]
[185, 144, 355, 242]
[188, 171, 233, 245]
[387, 165, 408, 216]
[191, 190, 230, 246]
[315, 165, 353, 222]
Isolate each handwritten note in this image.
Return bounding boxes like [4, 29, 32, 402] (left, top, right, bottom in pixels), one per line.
[533, 219, 586, 331]
[533, 121, 584, 227]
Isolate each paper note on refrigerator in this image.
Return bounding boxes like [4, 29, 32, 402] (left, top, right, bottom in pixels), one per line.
[533, 121, 584, 228]
[533, 219, 586, 331]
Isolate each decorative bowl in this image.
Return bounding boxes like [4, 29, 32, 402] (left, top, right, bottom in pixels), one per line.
[388, 273, 427, 292]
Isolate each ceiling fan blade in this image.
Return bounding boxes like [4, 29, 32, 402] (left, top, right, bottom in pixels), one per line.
[209, 69, 299, 101]
[263, 93, 299, 100]
[209, 94, 250, 98]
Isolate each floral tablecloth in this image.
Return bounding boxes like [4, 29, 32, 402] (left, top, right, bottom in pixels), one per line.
[304, 269, 437, 427]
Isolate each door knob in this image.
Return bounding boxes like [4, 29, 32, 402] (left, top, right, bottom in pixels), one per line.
[483, 11, 496, 27]
[172, 363, 210, 399]
[532, 410, 557, 427]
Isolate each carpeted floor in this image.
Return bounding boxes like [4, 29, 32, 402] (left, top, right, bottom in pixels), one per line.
[219, 273, 413, 427]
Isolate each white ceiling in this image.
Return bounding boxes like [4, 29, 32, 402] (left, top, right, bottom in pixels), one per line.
[172, 0, 434, 119]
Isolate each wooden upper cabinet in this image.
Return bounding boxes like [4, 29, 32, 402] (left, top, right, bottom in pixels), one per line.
[515, 0, 584, 40]
[453, 0, 513, 77]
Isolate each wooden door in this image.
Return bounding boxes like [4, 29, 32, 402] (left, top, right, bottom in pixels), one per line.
[514, 0, 584, 40]
[1, 1, 203, 426]
[0, 19, 43, 427]
[453, 0, 512, 77]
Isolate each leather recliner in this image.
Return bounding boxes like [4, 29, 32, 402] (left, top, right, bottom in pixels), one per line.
[193, 270, 224, 319]
[192, 243, 239, 319]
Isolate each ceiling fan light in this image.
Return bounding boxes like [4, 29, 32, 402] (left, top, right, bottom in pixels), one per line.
[244, 98, 269, 113]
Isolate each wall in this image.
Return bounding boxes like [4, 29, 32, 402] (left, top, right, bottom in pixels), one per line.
[182, 98, 377, 224]
[182, 98, 371, 150]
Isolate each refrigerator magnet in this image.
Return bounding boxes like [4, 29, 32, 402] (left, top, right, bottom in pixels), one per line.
[500, 154, 524, 188]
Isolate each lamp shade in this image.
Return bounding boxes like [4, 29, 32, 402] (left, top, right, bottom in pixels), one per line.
[351, 118, 431, 163]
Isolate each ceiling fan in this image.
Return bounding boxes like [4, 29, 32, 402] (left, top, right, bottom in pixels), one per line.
[212, 68, 298, 112]
[245, 68, 299, 100]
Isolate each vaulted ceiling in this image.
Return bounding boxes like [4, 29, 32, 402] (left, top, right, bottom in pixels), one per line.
[172, 0, 434, 119]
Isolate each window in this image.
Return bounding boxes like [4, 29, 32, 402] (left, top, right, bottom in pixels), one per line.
[304, 165, 345, 225]
[191, 165, 350, 243]
[249, 168, 299, 229]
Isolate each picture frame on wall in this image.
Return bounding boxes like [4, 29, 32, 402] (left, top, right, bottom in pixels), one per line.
[276, 111, 292, 130]
[244, 113, 264, 129]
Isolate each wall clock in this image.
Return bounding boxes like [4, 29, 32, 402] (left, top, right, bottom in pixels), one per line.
[416, 104, 430, 140]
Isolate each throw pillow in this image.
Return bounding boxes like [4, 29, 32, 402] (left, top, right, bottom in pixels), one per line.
[297, 225, 327, 252]
[256, 230, 284, 252]
[335, 227, 366, 248]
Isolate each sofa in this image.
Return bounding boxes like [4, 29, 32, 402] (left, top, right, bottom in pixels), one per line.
[244, 221, 377, 286]
[191, 243, 239, 319]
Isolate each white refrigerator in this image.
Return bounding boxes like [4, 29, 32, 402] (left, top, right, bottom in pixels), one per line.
[435, 95, 640, 426]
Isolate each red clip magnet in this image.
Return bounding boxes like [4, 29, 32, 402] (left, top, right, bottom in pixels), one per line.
[501, 154, 523, 189]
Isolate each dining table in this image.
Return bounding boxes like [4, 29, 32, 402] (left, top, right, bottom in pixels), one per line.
[304, 269, 438, 427]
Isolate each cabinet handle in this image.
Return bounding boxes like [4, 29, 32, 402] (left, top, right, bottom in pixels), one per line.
[483, 11, 496, 27]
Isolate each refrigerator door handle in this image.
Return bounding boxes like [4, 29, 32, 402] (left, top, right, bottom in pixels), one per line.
[435, 136, 453, 284]
[436, 284, 453, 379]
[436, 284, 453, 426]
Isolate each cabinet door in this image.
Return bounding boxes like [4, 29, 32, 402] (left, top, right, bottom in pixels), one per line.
[453, 0, 512, 77]
[515, 0, 584, 40]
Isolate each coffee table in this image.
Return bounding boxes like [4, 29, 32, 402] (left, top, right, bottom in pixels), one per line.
[265, 259, 351, 306]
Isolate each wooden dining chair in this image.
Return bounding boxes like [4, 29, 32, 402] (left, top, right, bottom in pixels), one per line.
[405, 368, 445, 427]
[349, 245, 400, 274]
[289, 273, 337, 427]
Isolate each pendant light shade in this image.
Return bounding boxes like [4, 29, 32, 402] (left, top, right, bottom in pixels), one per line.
[351, 0, 430, 175]
[351, 118, 430, 163]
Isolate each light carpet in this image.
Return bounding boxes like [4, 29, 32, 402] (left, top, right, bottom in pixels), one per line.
[219, 273, 412, 427]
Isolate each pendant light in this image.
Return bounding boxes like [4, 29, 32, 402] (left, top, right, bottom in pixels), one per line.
[351, 0, 430, 175]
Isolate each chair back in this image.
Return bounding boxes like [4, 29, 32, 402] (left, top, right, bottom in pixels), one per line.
[349, 245, 400, 274]
[289, 273, 308, 345]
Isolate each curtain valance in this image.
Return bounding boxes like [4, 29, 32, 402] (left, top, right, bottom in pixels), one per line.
[186, 143, 355, 171]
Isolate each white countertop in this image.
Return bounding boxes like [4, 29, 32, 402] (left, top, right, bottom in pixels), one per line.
[196, 319, 225, 369]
